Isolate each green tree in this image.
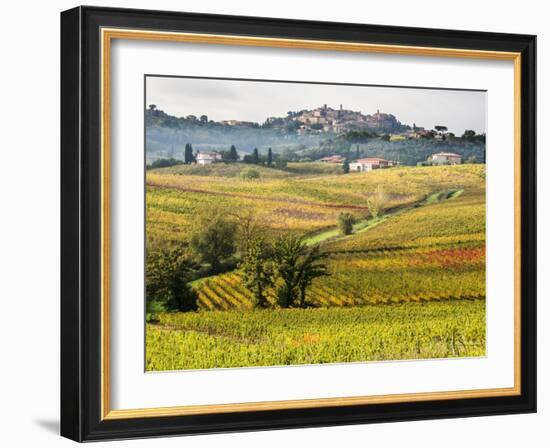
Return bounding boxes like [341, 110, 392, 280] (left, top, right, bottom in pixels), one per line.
[272, 235, 304, 308]
[462, 129, 477, 141]
[239, 234, 273, 308]
[146, 241, 198, 312]
[235, 213, 274, 308]
[184, 143, 194, 164]
[296, 245, 328, 308]
[252, 147, 259, 164]
[200, 114, 208, 122]
[267, 148, 273, 167]
[272, 234, 327, 308]
[189, 207, 237, 273]
[224, 145, 239, 162]
[435, 125, 448, 140]
[337, 212, 355, 235]
[343, 158, 350, 174]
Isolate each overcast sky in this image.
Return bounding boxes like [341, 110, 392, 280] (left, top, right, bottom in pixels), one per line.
[146, 76, 486, 135]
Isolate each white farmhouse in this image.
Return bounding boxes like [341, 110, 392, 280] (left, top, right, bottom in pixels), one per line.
[349, 157, 393, 173]
[430, 152, 462, 165]
[196, 151, 222, 165]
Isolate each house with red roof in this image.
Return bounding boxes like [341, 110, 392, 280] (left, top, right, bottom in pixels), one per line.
[349, 157, 394, 172]
[319, 155, 346, 164]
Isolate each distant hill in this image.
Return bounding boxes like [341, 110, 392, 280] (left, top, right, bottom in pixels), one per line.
[146, 106, 321, 157]
[145, 106, 485, 166]
[145, 105, 406, 154]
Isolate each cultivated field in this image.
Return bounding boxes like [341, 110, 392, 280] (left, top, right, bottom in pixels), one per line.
[147, 301, 485, 370]
[145, 162, 486, 370]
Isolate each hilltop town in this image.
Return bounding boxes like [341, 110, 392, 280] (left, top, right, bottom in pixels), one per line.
[155, 104, 411, 136]
[269, 104, 408, 135]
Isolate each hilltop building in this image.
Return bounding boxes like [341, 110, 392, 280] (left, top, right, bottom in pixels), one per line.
[221, 120, 256, 127]
[430, 152, 462, 165]
[294, 105, 405, 135]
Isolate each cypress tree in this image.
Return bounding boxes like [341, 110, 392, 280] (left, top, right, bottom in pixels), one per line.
[184, 143, 194, 164]
[228, 145, 238, 162]
[343, 158, 350, 174]
[252, 148, 259, 164]
[267, 148, 273, 167]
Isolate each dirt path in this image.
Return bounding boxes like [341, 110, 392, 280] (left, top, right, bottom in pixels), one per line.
[304, 189, 463, 247]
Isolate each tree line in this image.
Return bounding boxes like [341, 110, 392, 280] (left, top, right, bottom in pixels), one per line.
[147, 143, 291, 171]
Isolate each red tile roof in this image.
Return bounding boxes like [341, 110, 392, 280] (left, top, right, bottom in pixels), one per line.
[356, 157, 390, 164]
[320, 155, 345, 162]
[432, 152, 462, 157]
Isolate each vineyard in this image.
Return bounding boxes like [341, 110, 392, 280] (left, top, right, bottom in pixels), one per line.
[146, 300, 486, 370]
[146, 163, 484, 242]
[185, 175, 485, 309]
[146, 162, 486, 370]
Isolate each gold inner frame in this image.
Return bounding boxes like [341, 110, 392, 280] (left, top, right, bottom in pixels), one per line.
[100, 27, 522, 420]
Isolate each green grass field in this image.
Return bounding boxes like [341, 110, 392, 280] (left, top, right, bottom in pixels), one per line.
[145, 162, 486, 370]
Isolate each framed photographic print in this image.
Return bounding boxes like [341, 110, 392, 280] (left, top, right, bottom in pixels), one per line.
[60, 6, 536, 442]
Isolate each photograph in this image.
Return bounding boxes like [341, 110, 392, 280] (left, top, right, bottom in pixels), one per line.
[144, 76, 488, 371]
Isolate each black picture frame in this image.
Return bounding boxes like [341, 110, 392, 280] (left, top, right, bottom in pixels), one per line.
[61, 5, 536, 442]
